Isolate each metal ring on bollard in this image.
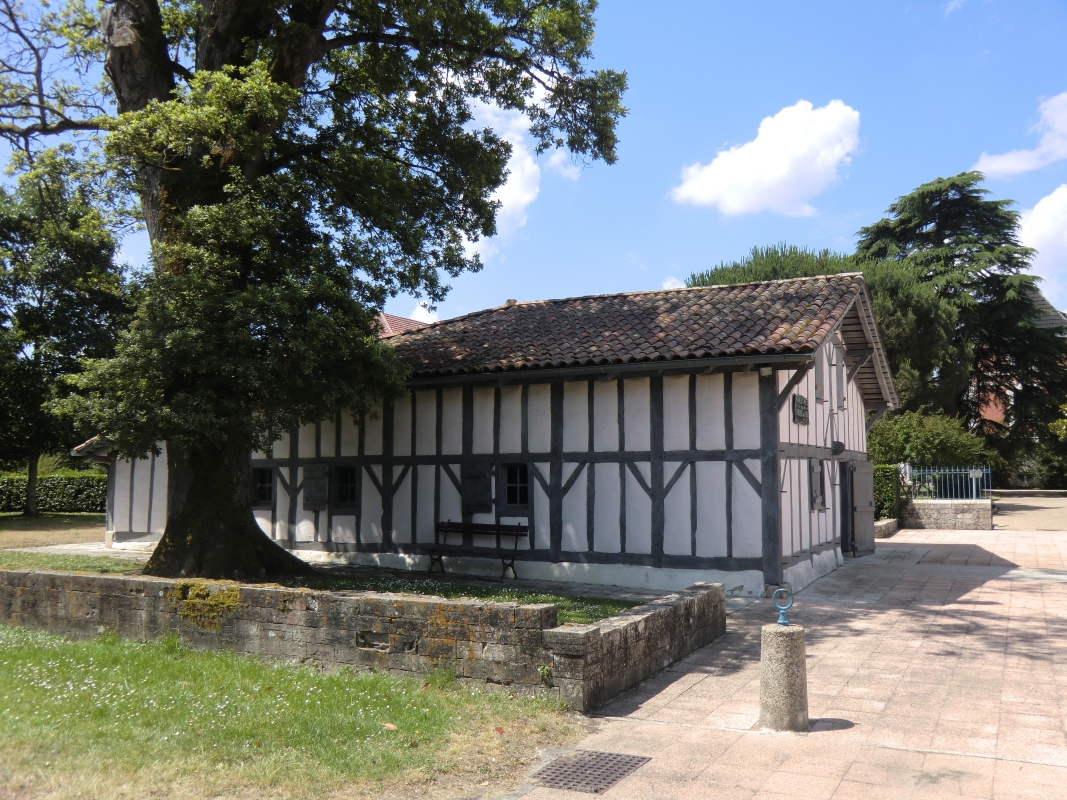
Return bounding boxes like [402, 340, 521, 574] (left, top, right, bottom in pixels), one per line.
[772, 588, 793, 626]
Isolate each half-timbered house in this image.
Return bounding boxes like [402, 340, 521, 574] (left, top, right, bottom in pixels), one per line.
[97, 274, 897, 596]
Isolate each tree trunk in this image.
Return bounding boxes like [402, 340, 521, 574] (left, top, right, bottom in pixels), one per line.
[144, 434, 312, 579]
[23, 448, 39, 517]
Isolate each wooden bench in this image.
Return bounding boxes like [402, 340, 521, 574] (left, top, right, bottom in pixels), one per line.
[422, 521, 530, 580]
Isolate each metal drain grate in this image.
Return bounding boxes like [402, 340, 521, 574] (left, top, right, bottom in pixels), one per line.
[531, 750, 651, 793]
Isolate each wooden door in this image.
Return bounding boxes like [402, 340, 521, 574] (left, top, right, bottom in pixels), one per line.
[851, 460, 875, 557]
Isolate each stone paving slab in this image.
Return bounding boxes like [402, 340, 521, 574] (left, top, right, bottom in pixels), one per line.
[515, 528, 1067, 800]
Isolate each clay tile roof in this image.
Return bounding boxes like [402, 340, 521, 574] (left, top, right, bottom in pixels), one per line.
[391, 274, 866, 378]
[377, 312, 428, 338]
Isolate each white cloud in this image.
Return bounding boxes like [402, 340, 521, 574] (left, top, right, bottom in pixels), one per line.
[670, 100, 860, 216]
[974, 91, 1067, 178]
[945, 0, 968, 16]
[662, 276, 685, 290]
[1020, 184, 1067, 310]
[546, 150, 580, 180]
[409, 301, 440, 323]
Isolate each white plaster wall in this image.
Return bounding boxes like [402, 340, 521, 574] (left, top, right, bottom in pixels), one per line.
[272, 430, 290, 459]
[360, 465, 383, 543]
[533, 465, 551, 549]
[130, 456, 153, 532]
[732, 373, 760, 449]
[694, 461, 727, 557]
[392, 469, 412, 543]
[624, 378, 650, 451]
[626, 462, 652, 553]
[415, 391, 436, 455]
[528, 385, 551, 453]
[393, 401, 412, 457]
[440, 465, 462, 523]
[593, 463, 621, 552]
[561, 464, 586, 551]
[733, 461, 762, 557]
[472, 387, 494, 454]
[663, 462, 690, 555]
[441, 389, 462, 454]
[274, 467, 290, 540]
[563, 381, 588, 451]
[340, 413, 359, 456]
[333, 515, 357, 544]
[112, 459, 131, 532]
[662, 376, 690, 451]
[416, 465, 436, 542]
[499, 386, 522, 453]
[254, 509, 272, 536]
[364, 407, 384, 456]
[320, 417, 337, 458]
[593, 380, 618, 451]
[695, 373, 725, 450]
[297, 423, 317, 458]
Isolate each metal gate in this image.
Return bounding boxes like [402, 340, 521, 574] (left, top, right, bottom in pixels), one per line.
[850, 460, 875, 557]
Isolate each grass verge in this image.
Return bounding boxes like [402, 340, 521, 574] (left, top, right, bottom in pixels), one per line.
[0, 625, 581, 799]
[0, 512, 106, 550]
[0, 550, 138, 574]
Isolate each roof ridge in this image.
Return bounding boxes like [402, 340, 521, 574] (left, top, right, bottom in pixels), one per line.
[391, 273, 864, 336]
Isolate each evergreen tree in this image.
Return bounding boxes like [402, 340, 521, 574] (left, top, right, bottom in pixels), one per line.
[0, 150, 128, 514]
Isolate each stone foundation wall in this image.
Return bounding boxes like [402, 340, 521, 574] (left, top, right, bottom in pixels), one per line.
[0, 570, 725, 711]
[901, 499, 992, 530]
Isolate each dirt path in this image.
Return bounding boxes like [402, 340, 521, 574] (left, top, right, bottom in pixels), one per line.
[0, 513, 105, 550]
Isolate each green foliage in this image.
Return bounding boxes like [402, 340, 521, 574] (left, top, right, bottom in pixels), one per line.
[0, 474, 107, 512]
[856, 172, 1067, 447]
[873, 465, 901, 521]
[0, 623, 571, 792]
[1030, 438, 1067, 490]
[867, 411, 988, 467]
[0, 147, 128, 498]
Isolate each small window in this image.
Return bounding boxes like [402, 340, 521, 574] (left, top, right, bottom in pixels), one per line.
[336, 466, 359, 505]
[502, 463, 529, 509]
[253, 468, 273, 506]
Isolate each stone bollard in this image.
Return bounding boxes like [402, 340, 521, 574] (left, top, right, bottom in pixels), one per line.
[758, 589, 809, 732]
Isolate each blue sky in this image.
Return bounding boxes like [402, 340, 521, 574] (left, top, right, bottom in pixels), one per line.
[381, 0, 1067, 322]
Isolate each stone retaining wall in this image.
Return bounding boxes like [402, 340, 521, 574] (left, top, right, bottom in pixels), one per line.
[874, 519, 899, 539]
[0, 570, 725, 711]
[901, 499, 992, 530]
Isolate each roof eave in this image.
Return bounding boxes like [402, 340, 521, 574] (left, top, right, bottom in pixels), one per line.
[405, 351, 817, 388]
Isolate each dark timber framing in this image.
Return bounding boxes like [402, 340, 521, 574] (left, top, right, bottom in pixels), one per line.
[256, 364, 786, 577]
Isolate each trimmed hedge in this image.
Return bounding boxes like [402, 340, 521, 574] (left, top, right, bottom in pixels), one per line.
[874, 464, 901, 521]
[0, 474, 107, 513]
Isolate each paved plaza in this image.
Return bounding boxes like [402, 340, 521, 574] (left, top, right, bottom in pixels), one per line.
[520, 524, 1067, 800]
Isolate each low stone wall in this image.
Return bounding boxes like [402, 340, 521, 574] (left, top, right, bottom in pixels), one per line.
[901, 499, 992, 530]
[0, 570, 725, 712]
[874, 519, 899, 539]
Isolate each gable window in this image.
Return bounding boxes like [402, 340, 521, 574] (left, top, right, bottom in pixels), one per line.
[253, 468, 273, 506]
[336, 466, 359, 506]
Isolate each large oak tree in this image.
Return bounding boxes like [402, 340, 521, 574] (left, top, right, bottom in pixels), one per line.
[0, 1, 626, 577]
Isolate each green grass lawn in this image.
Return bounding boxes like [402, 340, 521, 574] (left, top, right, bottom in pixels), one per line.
[0, 625, 578, 799]
[0, 551, 643, 624]
[0, 550, 139, 574]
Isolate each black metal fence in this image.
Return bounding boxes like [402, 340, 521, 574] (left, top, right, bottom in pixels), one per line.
[900, 466, 991, 500]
